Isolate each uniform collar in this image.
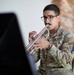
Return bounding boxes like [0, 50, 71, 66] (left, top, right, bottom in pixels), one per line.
[50, 25, 64, 38]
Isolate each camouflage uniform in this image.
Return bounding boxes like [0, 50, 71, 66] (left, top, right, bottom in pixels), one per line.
[32, 25, 74, 75]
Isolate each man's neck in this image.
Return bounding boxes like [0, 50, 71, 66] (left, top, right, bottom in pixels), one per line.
[50, 25, 60, 35]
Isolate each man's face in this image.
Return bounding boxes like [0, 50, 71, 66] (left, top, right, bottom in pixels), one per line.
[42, 10, 60, 31]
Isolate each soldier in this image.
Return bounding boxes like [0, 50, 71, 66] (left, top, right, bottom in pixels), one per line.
[28, 4, 74, 75]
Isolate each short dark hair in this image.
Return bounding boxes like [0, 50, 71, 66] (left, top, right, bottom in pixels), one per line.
[43, 4, 60, 16]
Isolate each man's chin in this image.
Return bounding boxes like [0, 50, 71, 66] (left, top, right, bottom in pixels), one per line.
[48, 26, 52, 30]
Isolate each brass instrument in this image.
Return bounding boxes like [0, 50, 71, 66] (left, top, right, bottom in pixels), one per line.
[26, 25, 49, 54]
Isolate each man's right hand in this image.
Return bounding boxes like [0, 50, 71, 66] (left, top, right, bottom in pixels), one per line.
[28, 31, 37, 42]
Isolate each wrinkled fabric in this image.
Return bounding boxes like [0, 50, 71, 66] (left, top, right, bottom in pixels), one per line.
[37, 68, 73, 75]
[32, 25, 74, 75]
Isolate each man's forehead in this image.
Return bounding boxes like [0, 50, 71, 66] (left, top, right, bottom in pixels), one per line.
[43, 10, 55, 15]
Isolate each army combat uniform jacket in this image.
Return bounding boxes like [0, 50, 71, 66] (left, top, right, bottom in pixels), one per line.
[32, 25, 74, 75]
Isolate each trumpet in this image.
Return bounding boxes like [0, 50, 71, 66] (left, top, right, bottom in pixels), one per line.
[26, 25, 49, 54]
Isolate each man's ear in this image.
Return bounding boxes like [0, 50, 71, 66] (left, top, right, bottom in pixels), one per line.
[57, 15, 60, 22]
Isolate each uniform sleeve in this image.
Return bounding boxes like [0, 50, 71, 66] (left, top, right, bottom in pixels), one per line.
[48, 32, 74, 68]
[30, 48, 40, 63]
[33, 51, 40, 62]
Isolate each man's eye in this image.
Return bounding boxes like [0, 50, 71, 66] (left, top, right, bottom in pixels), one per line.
[49, 16, 53, 18]
[44, 16, 47, 19]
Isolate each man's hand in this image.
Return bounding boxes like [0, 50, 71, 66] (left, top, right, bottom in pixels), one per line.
[28, 31, 37, 42]
[33, 36, 51, 50]
[28, 31, 51, 50]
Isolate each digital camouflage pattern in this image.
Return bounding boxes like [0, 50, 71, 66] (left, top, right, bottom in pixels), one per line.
[32, 25, 74, 75]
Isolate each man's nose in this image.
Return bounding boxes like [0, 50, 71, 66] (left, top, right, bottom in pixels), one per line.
[45, 18, 50, 23]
